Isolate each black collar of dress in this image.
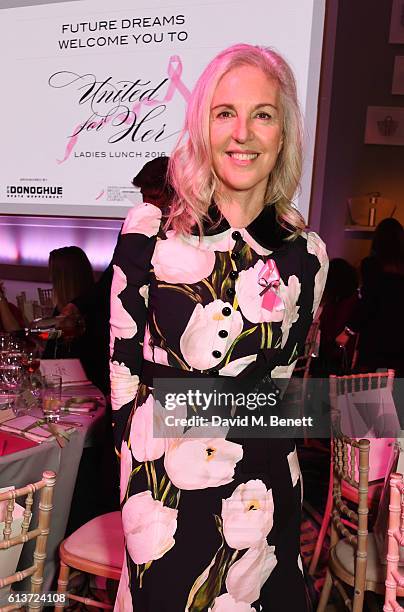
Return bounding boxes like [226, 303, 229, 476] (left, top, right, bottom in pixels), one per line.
[192, 203, 291, 251]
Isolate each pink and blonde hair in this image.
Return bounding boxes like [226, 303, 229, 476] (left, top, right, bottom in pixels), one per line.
[167, 43, 305, 236]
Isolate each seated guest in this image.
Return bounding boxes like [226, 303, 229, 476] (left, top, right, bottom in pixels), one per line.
[337, 218, 404, 375]
[0, 281, 25, 331]
[42, 246, 96, 372]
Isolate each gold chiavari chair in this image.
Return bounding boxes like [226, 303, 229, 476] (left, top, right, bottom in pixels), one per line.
[317, 436, 372, 611]
[0, 470, 56, 612]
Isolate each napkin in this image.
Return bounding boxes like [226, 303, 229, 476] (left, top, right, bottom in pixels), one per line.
[63, 398, 98, 413]
[0, 415, 74, 444]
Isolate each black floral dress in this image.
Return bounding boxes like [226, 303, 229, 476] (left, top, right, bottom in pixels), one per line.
[110, 202, 328, 612]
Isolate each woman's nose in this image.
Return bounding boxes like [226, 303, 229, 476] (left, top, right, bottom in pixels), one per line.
[232, 116, 252, 143]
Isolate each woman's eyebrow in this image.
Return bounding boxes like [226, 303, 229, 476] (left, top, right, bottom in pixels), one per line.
[210, 102, 279, 111]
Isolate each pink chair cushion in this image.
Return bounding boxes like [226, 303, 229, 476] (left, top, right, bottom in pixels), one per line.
[64, 511, 124, 569]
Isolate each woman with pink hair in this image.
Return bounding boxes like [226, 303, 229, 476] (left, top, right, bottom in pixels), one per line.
[110, 44, 327, 611]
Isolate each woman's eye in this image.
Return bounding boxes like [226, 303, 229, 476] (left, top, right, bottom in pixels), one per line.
[216, 110, 233, 119]
[255, 111, 272, 120]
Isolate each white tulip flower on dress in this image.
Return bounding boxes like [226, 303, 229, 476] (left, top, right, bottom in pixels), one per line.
[279, 275, 301, 348]
[306, 232, 328, 315]
[122, 491, 178, 565]
[270, 361, 297, 379]
[110, 361, 139, 411]
[152, 231, 216, 283]
[164, 437, 243, 490]
[180, 300, 243, 371]
[226, 542, 277, 604]
[122, 203, 162, 237]
[210, 593, 254, 611]
[143, 324, 169, 366]
[139, 284, 149, 306]
[110, 265, 137, 342]
[219, 354, 257, 377]
[287, 447, 303, 503]
[222, 479, 274, 550]
[120, 441, 132, 503]
[114, 554, 133, 611]
[287, 448, 301, 487]
[129, 395, 166, 463]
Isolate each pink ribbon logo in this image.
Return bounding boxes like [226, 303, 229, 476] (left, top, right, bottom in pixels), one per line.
[258, 260, 284, 312]
[164, 55, 191, 103]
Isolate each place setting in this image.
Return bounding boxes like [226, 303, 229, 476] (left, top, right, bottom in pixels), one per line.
[0, 341, 99, 449]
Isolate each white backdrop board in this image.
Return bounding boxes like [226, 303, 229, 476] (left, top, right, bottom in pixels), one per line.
[0, 0, 325, 220]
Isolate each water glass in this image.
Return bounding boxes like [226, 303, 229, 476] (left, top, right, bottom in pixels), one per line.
[0, 333, 10, 363]
[42, 375, 62, 422]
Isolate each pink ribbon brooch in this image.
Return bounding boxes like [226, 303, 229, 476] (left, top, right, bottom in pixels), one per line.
[258, 260, 285, 312]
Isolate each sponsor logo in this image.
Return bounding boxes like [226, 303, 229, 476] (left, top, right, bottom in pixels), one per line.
[6, 185, 63, 198]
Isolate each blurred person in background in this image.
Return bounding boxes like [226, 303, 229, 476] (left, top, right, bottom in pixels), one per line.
[337, 218, 404, 375]
[361, 217, 404, 283]
[49, 246, 95, 315]
[42, 246, 98, 380]
[132, 155, 172, 214]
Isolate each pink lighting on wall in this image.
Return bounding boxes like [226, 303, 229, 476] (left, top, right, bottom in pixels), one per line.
[0, 216, 121, 271]
[19, 230, 77, 265]
[0, 227, 19, 262]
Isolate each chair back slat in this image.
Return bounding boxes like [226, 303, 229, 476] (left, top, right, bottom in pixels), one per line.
[349, 445, 356, 484]
[0, 564, 36, 589]
[37, 288, 53, 306]
[22, 492, 34, 535]
[0, 527, 41, 550]
[2, 498, 15, 541]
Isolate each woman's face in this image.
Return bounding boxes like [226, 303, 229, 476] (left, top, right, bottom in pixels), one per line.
[209, 65, 283, 202]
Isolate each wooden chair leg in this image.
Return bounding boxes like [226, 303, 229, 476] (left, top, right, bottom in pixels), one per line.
[353, 587, 365, 612]
[55, 561, 70, 611]
[309, 456, 333, 576]
[316, 568, 333, 612]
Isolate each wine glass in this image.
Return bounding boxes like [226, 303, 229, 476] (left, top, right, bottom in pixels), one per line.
[21, 349, 41, 375]
[20, 348, 42, 402]
[0, 352, 23, 410]
[8, 337, 25, 353]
